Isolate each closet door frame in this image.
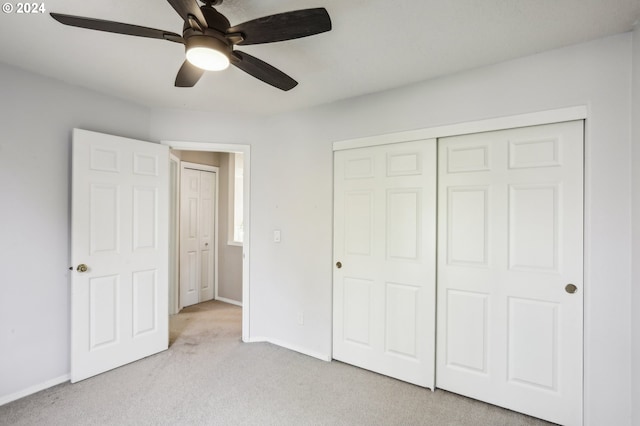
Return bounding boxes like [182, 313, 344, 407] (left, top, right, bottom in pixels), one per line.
[332, 106, 588, 422]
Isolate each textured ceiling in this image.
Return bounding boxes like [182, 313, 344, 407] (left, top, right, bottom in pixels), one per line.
[1, 0, 639, 116]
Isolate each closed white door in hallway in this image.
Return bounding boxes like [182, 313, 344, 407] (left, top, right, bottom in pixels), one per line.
[180, 163, 217, 308]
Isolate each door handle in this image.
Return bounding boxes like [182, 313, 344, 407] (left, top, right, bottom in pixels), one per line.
[565, 283, 578, 294]
[336, 261, 342, 269]
[76, 264, 88, 273]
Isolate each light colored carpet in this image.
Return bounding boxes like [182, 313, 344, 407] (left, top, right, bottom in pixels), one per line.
[0, 301, 553, 425]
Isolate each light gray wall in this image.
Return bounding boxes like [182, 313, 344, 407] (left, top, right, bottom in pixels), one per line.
[631, 23, 640, 426]
[0, 62, 151, 400]
[217, 153, 242, 302]
[151, 33, 636, 425]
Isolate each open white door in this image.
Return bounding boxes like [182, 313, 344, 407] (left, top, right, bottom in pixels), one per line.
[71, 129, 169, 383]
[333, 139, 437, 388]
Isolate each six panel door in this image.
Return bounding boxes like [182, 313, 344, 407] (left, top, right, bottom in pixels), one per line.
[71, 128, 169, 382]
[436, 121, 583, 425]
[179, 167, 216, 308]
[333, 139, 437, 388]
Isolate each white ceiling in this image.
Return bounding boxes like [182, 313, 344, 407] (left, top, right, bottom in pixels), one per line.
[1, 0, 639, 116]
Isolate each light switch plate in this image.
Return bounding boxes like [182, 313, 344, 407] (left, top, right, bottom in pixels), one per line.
[273, 230, 281, 243]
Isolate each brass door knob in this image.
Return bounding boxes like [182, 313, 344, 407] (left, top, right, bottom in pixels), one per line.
[565, 283, 578, 294]
[336, 261, 342, 269]
[76, 264, 88, 273]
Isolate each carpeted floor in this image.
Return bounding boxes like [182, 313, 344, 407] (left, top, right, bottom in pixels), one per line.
[0, 301, 553, 425]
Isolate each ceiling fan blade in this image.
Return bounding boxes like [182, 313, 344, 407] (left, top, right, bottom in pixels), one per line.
[50, 13, 183, 43]
[231, 51, 297, 91]
[175, 60, 205, 87]
[227, 8, 331, 45]
[166, 0, 207, 29]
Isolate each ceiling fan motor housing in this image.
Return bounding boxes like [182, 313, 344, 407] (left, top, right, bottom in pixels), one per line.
[182, 6, 232, 57]
[185, 33, 230, 56]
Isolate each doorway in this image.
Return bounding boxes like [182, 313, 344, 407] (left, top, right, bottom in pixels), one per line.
[164, 141, 251, 341]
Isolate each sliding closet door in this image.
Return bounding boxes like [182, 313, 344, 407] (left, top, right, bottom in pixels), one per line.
[333, 139, 437, 388]
[436, 121, 584, 425]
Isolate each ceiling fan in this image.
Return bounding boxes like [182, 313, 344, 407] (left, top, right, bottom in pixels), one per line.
[50, 0, 332, 91]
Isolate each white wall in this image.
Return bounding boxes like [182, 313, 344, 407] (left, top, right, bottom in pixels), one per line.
[217, 153, 242, 303]
[0, 62, 151, 401]
[150, 33, 635, 424]
[631, 24, 640, 426]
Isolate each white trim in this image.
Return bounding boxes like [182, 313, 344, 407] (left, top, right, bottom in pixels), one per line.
[181, 161, 217, 173]
[165, 142, 246, 152]
[227, 241, 243, 247]
[0, 374, 70, 406]
[247, 337, 332, 362]
[333, 105, 588, 151]
[216, 296, 242, 307]
[162, 140, 251, 342]
[168, 153, 180, 316]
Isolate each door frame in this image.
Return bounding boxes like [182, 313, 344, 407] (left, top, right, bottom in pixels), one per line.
[334, 106, 587, 151]
[179, 161, 219, 309]
[163, 141, 251, 342]
[169, 153, 180, 315]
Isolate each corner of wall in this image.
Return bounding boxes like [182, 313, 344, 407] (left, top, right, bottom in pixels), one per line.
[631, 21, 640, 426]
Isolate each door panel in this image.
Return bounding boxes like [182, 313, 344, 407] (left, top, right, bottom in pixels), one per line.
[199, 171, 215, 302]
[132, 270, 158, 337]
[180, 168, 200, 308]
[333, 139, 437, 388]
[445, 290, 488, 373]
[71, 128, 168, 382]
[436, 121, 583, 425]
[132, 187, 158, 251]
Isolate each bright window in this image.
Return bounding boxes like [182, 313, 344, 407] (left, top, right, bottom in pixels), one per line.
[229, 153, 243, 244]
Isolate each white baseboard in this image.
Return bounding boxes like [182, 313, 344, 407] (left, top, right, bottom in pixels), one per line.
[0, 374, 70, 406]
[247, 336, 331, 362]
[215, 297, 242, 307]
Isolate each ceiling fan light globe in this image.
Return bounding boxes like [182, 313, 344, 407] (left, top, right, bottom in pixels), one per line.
[184, 35, 230, 71]
[186, 47, 230, 71]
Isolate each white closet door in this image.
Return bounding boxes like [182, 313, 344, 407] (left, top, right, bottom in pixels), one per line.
[436, 121, 584, 425]
[333, 139, 437, 388]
